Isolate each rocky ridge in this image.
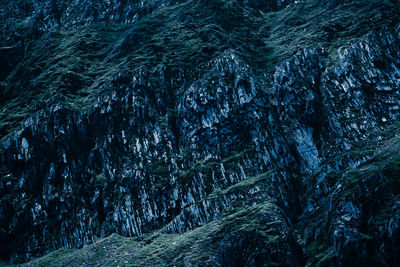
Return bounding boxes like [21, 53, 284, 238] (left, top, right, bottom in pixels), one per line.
[1, 0, 400, 266]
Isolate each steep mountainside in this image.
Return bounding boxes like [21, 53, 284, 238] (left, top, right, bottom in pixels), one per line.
[1, 0, 400, 266]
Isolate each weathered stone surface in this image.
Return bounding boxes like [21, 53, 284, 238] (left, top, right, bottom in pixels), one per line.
[1, 0, 400, 266]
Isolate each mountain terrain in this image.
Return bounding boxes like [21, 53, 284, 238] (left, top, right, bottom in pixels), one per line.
[1, 0, 400, 266]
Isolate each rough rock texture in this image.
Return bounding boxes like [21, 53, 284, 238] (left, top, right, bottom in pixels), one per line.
[1, 0, 400, 266]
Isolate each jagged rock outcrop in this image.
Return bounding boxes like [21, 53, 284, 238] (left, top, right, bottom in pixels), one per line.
[1, 0, 400, 266]
[273, 44, 325, 172]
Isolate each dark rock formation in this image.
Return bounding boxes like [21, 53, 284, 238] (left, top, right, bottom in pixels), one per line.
[1, 0, 400, 266]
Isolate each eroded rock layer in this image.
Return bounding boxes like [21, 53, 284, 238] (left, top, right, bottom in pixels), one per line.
[1, 0, 400, 266]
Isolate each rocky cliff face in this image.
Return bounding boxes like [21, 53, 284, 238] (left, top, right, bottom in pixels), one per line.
[1, 0, 400, 266]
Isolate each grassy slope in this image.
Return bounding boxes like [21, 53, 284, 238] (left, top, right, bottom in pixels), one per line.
[18, 202, 285, 267]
